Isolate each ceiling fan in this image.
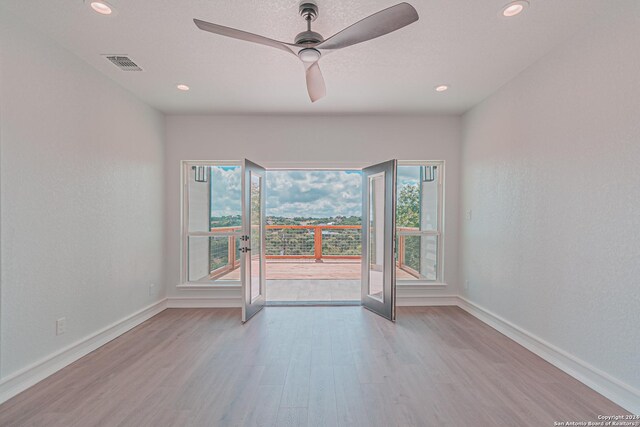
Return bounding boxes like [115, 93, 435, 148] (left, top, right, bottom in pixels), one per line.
[193, 2, 419, 102]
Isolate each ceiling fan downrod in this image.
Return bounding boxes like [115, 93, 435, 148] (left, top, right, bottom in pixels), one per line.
[296, 1, 323, 45]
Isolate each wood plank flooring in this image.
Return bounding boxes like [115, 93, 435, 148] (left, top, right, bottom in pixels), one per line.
[0, 307, 628, 426]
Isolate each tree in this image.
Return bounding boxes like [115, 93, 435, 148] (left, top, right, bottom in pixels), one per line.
[396, 184, 420, 228]
[396, 184, 421, 272]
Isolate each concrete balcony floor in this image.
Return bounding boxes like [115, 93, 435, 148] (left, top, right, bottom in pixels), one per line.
[217, 259, 416, 303]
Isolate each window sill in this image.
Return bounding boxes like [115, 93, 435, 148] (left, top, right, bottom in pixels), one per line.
[397, 282, 447, 288]
[176, 282, 447, 290]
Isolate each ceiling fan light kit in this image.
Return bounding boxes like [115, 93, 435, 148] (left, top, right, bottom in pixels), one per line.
[298, 48, 321, 63]
[194, 2, 419, 102]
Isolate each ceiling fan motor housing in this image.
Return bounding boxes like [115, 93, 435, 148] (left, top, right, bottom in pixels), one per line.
[295, 30, 324, 45]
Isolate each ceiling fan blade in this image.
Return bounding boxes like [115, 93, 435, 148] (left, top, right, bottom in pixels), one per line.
[305, 62, 326, 102]
[193, 19, 295, 55]
[316, 3, 418, 51]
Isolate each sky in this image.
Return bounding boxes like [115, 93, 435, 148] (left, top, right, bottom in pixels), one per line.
[209, 166, 422, 218]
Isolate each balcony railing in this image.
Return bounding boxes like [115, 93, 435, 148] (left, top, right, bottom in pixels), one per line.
[266, 225, 361, 260]
[207, 225, 423, 279]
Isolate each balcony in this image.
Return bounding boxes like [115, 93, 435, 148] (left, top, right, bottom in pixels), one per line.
[207, 224, 422, 282]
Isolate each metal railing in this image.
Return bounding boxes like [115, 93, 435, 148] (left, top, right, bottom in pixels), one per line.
[265, 225, 361, 260]
[206, 225, 424, 279]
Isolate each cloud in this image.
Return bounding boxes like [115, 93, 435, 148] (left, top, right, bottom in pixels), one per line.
[397, 165, 420, 187]
[266, 170, 362, 217]
[207, 166, 426, 219]
[210, 166, 242, 217]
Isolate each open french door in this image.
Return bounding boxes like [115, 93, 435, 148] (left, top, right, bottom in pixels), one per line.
[241, 159, 266, 322]
[361, 160, 397, 321]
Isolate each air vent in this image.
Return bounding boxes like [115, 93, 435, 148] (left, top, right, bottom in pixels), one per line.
[104, 55, 143, 71]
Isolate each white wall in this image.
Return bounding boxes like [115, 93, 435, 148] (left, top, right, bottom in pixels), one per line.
[461, 3, 640, 398]
[165, 114, 461, 299]
[0, 11, 165, 378]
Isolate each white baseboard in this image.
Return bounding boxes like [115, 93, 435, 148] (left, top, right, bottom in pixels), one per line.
[166, 295, 458, 308]
[167, 297, 241, 308]
[397, 294, 458, 306]
[456, 296, 640, 415]
[167, 286, 457, 308]
[0, 299, 167, 405]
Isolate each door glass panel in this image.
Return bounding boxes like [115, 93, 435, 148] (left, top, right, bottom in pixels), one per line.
[250, 172, 262, 302]
[368, 172, 385, 302]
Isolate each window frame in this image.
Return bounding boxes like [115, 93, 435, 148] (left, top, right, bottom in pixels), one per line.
[396, 160, 445, 285]
[180, 160, 242, 286]
[179, 160, 446, 288]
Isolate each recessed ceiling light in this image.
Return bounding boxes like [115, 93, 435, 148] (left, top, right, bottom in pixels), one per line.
[176, 84, 190, 91]
[435, 85, 449, 92]
[501, 1, 528, 17]
[89, 1, 113, 15]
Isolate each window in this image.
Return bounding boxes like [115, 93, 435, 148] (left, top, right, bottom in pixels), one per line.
[182, 161, 242, 284]
[181, 160, 445, 286]
[396, 161, 444, 282]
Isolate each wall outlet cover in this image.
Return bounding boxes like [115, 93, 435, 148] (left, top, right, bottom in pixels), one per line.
[56, 317, 66, 335]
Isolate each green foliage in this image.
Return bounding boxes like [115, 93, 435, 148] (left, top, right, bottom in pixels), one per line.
[396, 184, 421, 272]
[210, 215, 241, 228]
[396, 184, 420, 228]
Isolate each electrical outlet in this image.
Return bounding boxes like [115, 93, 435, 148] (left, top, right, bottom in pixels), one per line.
[466, 210, 472, 221]
[148, 283, 156, 296]
[56, 317, 66, 335]
[464, 280, 469, 290]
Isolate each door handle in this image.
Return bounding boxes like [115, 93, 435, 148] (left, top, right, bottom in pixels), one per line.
[240, 247, 252, 253]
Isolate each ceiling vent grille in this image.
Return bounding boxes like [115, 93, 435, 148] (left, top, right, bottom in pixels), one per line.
[104, 55, 143, 71]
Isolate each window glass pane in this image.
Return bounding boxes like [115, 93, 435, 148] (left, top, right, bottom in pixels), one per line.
[188, 235, 241, 282]
[188, 166, 211, 233]
[397, 165, 438, 232]
[210, 166, 242, 229]
[396, 235, 437, 281]
[421, 166, 439, 232]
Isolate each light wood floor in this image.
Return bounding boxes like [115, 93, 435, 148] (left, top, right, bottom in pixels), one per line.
[0, 307, 627, 426]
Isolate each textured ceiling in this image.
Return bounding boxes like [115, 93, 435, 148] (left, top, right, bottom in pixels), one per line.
[0, 0, 616, 114]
